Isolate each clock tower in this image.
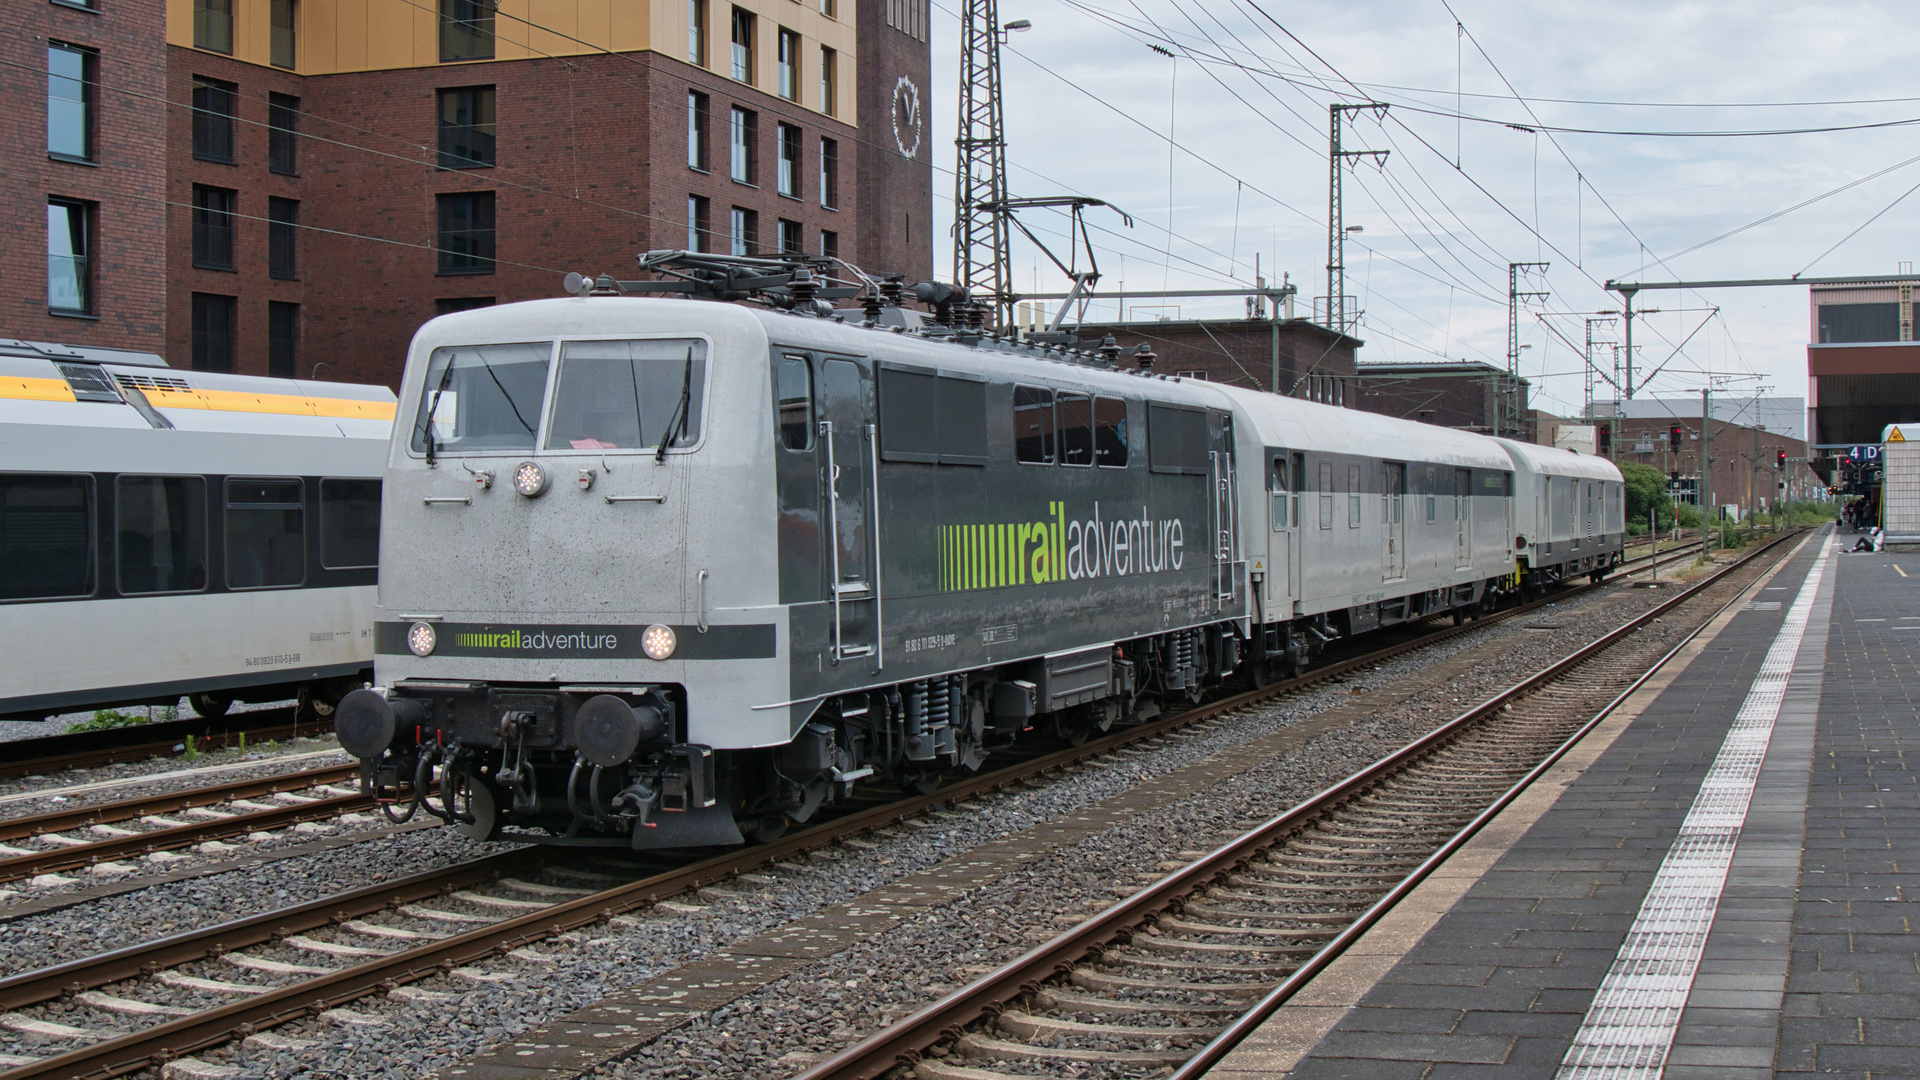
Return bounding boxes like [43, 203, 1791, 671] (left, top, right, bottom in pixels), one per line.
[856, 1, 936, 280]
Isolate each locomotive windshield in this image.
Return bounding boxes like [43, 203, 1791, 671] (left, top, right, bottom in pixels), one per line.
[408, 338, 707, 456]
[544, 339, 707, 451]
[410, 342, 550, 455]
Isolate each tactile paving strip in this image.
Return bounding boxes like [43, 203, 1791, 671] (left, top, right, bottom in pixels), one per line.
[1556, 546, 1830, 1078]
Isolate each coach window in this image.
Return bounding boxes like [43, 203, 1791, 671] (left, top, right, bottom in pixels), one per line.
[1425, 466, 1437, 522]
[1014, 386, 1055, 464]
[0, 475, 92, 601]
[226, 478, 304, 589]
[412, 341, 551, 455]
[546, 339, 708, 451]
[1058, 393, 1093, 466]
[320, 479, 381, 569]
[1093, 397, 1128, 467]
[1347, 463, 1361, 528]
[774, 353, 813, 450]
[117, 477, 207, 594]
[1270, 454, 1289, 531]
[1318, 462, 1333, 529]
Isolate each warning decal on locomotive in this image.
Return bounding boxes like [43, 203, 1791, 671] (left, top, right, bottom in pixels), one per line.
[940, 501, 1187, 592]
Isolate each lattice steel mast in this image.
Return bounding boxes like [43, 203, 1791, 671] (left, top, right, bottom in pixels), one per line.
[954, 0, 1014, 329]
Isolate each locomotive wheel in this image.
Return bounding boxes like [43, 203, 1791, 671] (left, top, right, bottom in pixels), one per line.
[450, 775, 500, 842]
[743, 816, 791, 844]
[188, 693, 232, 719]
[1249, 660, 1280, 690]
[903, 765, 943, 795]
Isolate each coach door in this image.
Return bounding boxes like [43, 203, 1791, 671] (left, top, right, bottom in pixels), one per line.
[818, 357, 878, 667]
[1266, 450, 1301, 615]
[1382, 461, 1407, 580]
[1454, 468, 1472, 568]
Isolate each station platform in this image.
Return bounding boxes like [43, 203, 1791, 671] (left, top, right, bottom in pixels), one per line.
[1215, 527, 1920, 1079]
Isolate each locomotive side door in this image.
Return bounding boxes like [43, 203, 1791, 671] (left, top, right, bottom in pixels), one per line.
[817, 357, 878, 667]
[1209, 411, 1239, 611]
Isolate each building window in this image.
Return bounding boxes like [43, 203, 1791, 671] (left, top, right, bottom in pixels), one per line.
[268, 93, 299, 174]
[192, 294, 236, 372]
[729, 206, 756, 256]
[194, 0, 234, 53]
[271, 0, 297, 69]
[441, 0, 495, 62]
[437, 191, 495, 274]
[192, 77, 237, 163]
[267, 301, 298, 378]
[819, 136, 837, 208]
[47, 199, 91, 315]
[688, 0, 707, 64]
[730, 7, 754, 83]
[1817, 302, 1900, 344]
[687, 195, 709, 252]
[776, 123, 800, 198]
[820, 229, 837, 261]
[47, 44, 95, 163]
[820, 0, 835, 17]
[268, 197, 298, 279]
[729, 106, 755, 184]
[192, 185, 237, 271]
[437, 86, 496, 168]
[777, 28, 800, 101]
[687, 91, 708, 170]
[436, 296, 495, 315]
[777, 218, 801, 256]
[819, 46, 836, 116]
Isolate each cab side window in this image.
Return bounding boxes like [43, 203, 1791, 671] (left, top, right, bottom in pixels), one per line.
[1058, 393, 1093, 466]
[1093, 397, 1128, 467]
[774, 353, 813, 450]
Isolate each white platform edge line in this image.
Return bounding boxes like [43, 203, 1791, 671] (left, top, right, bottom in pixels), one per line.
[1555, 543, 1831, 1080]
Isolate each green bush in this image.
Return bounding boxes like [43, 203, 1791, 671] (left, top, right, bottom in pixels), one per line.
[68, 709, 146, 732]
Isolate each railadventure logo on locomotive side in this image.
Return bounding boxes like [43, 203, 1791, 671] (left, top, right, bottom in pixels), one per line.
[940, 501, 1186, 592]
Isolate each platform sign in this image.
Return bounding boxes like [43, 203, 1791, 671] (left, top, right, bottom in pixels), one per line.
[1842, 444, 1882, 463]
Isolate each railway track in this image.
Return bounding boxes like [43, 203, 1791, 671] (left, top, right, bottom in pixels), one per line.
[0, 711, 314, 784]
[793, 531, 1802, 1080]
[0, 537, 1719, 1078]
[0, 765, 365, 889]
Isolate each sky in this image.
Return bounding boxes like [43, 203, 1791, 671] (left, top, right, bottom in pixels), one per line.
[922, 0, 1920, 423]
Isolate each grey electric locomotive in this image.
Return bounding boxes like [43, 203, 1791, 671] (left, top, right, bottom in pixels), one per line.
[334, 264, 1621, 849]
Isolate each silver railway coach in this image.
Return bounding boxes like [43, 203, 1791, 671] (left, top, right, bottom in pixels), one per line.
[334, 278, 1623, 851]
[1493, 438, 1625, 588]
[0, 339, 395, 723]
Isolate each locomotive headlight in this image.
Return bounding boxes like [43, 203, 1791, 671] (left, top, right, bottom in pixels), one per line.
[512, 460, 550, 498]
[640, 623, 677, 661]
[407, 621, 438, 657]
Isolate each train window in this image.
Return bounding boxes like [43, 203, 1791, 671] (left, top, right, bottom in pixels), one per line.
[546, 339, 707, 451]
[879, 365, 938, 462]
[116, 477, 207, 594]
[0, 474, 93, 601]
[412, 341, 551, 455]
[1093, 397, 1128, 467]
[1270, 453, 1288, 532]
[1058, 393, 1093, 467]
[1014, 386, 1056, 465]
[774, 354, 813, 450]
[226, 478, 305, 590]
[1146, 404, 1206, 475]
[1347, 464, 1361, 528]
[936, 375, 988, 464]
[1426, 467, 1437, 522]
[1318, 461, 1332, 530]
[879, 366, 987, 465]
[320, 479, 381, 570]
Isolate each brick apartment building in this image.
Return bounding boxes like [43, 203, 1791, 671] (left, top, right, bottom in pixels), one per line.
[1349, 360, 1529, 438]
[8, 0, 933, 387]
